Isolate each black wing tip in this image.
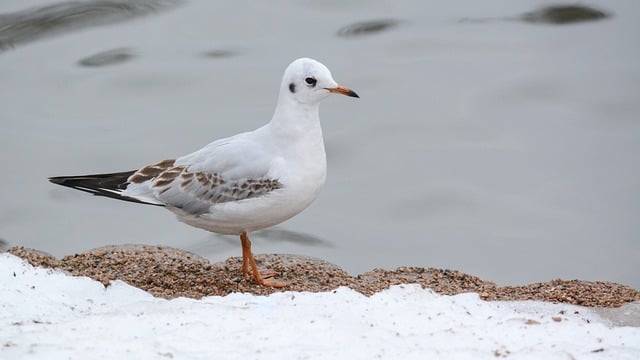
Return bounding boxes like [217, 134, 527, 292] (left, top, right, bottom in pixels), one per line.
[47, 171, 163, 207]
[49, 176, 71, 185]
[48, 172, 133, 189]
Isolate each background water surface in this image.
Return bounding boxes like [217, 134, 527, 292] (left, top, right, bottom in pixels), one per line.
[1, 0, 638, 287]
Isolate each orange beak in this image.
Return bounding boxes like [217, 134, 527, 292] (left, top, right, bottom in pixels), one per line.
[326, 85, 359, 98]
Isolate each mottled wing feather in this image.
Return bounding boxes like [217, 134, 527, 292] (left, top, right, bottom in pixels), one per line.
[123, 132, 284, 213]
[125, 159, 282, 214]
[128, 159, 177, 184]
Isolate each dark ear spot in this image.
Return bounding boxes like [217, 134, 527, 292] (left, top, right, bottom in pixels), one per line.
[289, 83, 296, 93]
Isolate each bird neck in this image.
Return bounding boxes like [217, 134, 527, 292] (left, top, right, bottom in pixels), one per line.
[269, 95, 322, 139]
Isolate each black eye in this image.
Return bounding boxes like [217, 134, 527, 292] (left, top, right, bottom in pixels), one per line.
[305, 77, 317, 86]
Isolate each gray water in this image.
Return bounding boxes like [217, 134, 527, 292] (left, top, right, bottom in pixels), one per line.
[1, 0, 639, 287]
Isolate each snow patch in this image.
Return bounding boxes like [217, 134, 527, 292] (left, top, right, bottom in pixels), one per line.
[1, 253, 638, 359]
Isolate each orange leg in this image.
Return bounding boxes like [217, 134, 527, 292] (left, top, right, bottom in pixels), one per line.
[241, 235, 250, 276]
[240, 231, 287, 287]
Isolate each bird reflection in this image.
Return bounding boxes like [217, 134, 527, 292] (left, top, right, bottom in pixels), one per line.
[186, 228, 334, 256]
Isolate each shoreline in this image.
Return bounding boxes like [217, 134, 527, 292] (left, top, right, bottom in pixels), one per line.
[6, 245, 640, 307]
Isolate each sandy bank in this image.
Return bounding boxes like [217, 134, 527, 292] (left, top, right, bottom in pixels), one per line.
[6, 245, 639, 307]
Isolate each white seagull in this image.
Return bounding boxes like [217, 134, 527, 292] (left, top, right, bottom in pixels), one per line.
[49, 58, 359, 287]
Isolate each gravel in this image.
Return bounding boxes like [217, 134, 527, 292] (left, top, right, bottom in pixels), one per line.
[6, 245, 639, 307]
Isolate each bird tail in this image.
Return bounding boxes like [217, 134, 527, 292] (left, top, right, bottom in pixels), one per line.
[49, 171, 163, 206]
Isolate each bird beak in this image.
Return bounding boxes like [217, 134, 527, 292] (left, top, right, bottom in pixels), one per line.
[326, 85, 360, 98]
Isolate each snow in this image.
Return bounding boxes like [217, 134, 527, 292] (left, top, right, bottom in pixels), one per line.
[1, 253, 638, 359]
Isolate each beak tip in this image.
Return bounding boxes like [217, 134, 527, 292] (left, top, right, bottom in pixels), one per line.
[327, 85, 360, 98]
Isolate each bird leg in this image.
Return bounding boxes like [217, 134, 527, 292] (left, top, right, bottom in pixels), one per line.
[240, 231, 287, 287]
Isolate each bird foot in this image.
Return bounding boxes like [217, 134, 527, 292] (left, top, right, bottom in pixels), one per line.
[258, 277, 289, 288]
[242, 267, 287, 286]
[256, 268, 278, 279]
[240, 231, 288, 287]
[241, 266, 278, 279]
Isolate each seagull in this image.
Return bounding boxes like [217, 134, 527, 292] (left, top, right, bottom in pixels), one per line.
[49, 58, 359, 287]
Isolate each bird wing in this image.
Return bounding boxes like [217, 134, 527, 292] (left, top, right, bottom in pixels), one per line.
[122, 132, 284, 214]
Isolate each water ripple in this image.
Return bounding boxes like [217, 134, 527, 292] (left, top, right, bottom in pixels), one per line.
[77, 47, 135, 67]
[337, 19, 399, 38]
[0, 0, 184, 52]
[521, 5, 610, 25]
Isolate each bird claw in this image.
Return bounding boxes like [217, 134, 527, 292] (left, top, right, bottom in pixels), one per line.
[242, 266, 278, 279]
[259, 278, 289, 288]
[257, 268, 278, 279]
[241, 266, 277, 278]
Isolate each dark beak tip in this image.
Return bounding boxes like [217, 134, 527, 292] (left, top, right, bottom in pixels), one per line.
[327, 85, 360, 98]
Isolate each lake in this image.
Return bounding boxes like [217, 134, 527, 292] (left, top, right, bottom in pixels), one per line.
[1, 0, 638, 287]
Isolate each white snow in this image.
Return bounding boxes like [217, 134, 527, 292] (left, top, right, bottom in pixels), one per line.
[1, 253, 638, 359]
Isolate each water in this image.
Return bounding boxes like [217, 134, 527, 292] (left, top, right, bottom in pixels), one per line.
[1, 0, 639, 287]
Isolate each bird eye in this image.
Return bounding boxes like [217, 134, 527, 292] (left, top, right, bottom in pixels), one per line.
[305, 77, 317, 87]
